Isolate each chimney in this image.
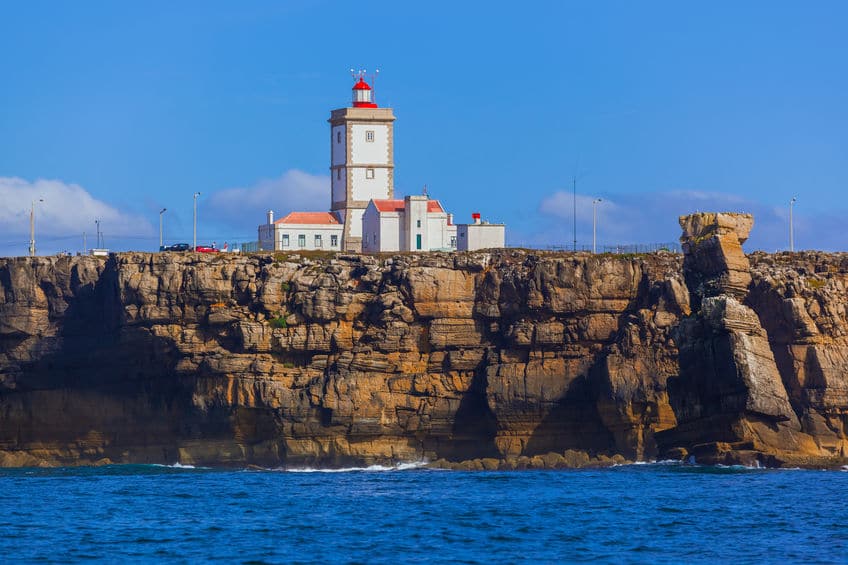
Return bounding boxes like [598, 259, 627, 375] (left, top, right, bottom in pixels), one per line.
[447, 213, 453, 225]
[472, 212, 481, 225]
[267, 210, 274, 224]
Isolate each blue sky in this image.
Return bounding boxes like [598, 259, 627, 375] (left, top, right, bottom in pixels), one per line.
[1, 1, 845, 255]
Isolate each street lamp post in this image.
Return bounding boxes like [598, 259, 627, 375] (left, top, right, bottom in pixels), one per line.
[95, 219, 101, 249]
[193, 192, 201, 251]
[572, 177, 577, 252]
[191, 192, 200, 251]
[592, 198, 602, 254]
[29, 198, 44, 257]
[159, 208, 167, 249]
[789, 197, 797, 252]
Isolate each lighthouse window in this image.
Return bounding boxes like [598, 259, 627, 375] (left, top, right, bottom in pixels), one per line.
[366, 130, 374, 142]
[337, 168, 341, 180]
[366, 168, 375, 179]
[337, 131, 341, 143]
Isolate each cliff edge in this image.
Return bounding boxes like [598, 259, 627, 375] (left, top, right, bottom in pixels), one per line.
[0, 214, 845, 468]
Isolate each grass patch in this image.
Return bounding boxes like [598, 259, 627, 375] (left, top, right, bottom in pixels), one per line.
[270, 316, 288, 329]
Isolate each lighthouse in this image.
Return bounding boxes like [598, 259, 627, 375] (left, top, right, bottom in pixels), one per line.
[329, 74, 396, 251]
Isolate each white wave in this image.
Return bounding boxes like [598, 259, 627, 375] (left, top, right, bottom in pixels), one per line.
[151, 462, 206, 469]
[286, 461, 429, 473]
[613, 459, 683, 467]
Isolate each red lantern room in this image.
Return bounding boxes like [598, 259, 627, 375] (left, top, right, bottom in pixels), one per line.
[352, 78, 378, 108]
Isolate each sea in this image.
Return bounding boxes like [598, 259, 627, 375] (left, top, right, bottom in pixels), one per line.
[0, 462, 845, 564]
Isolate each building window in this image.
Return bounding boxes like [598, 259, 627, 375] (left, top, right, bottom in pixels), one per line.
[416, 234, 422, 250]
[337, 168, 341, 180]
[450, 236, 457, 248]
[373, 233, 377, 244]
[330, 235, 338, 247]
[298, 234, 306, 247]
[366, 130, 374, 142]
[337, 131, 341, 143]
[282, 234, 290, 247]
[366, 168, 375, 179]
[416, 219, 421, 228]
[315, 234, 322, 247]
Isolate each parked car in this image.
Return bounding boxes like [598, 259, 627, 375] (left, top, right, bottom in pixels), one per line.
[195, 245, 219, 253]
[160, 243, 191, 252]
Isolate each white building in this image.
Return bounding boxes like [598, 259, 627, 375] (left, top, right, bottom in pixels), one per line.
[259, 210, 343, 251]
[257, 74, 506, 253]
[329, 77, 396, 252]
[361, 195, 457, 252]
[457, 213, 506, 251]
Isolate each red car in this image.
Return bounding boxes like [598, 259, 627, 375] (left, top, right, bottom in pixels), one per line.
[195, 245, 219, 253]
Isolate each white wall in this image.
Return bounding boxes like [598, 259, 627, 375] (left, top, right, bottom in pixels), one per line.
[347, 208, 365, 238]
[331, 168, 346, 205]
[331, 125, 346, 166]
[362, 205, 380, 253]
[379, 213, 401, 252]
[275, 224, 344, 251]
[350, 124, 389, 165]
[404, 197, 429, 251]
[362, 205, 402, 253]
[457, 223, 506, 251]
[350, 167, 390, 202]
[427, 214, 454, 250]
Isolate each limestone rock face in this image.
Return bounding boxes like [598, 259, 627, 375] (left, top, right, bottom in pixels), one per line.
[0, 251, 687, 467]
[0, 228, 846, 469]
[658, 213, 847, 465]
[679, 212, 753, 305]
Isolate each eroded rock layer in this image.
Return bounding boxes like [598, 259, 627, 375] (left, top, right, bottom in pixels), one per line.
[0, 218, 846, 468]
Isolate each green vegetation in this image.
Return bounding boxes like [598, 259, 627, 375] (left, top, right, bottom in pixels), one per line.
[281, 281, 290, 292]
[270, 316, 288, 329]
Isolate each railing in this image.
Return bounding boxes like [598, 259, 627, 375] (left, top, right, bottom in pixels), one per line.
[507, 242, 681, 254]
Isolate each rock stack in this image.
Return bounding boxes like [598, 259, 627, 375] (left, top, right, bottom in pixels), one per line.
[658, 213, 806, 465]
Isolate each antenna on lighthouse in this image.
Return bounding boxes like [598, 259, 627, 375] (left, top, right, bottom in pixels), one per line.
[372, 68, 380, 103]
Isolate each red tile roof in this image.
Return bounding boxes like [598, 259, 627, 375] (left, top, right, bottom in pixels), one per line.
[371, 199, 445, 214]
[428, 200, 444, 213]
[275, 212, 340, 225]
[372, 199, 405, 212]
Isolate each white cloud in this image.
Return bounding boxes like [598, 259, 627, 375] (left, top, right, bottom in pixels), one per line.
[535, 189, 843, 252]
[0, 177, 154, 254]
[204, 169, 329, 231]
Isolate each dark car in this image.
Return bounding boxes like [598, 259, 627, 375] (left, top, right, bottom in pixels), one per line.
[195, 245, 219, 253]
[160, 243, 191, 252]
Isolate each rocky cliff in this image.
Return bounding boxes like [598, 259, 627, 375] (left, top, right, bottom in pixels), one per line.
[0, 214, 846, 468]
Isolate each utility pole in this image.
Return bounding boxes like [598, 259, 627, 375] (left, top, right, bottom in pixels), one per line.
[789, 196, 797, 252]
[193, 192, 201, 250]
[572, 177, 577, 252]
[29, 198, 43, 256]
[159, 208, 167, 249]
[95, 219, 101, 249]
[83, 232, 87, 254]
[592, 198, 602, 254]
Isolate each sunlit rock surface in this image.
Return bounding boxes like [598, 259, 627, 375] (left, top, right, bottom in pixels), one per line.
[0, 216, 846, 468]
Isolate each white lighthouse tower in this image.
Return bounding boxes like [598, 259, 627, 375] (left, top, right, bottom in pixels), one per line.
[329, 73, 396, 251]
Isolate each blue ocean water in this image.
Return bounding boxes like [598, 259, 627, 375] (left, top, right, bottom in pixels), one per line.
[0, 463, 845, 564]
